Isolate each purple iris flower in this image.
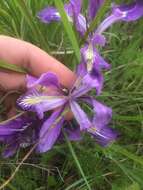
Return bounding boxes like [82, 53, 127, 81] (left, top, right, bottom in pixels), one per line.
[0, 116, 40, 158]
[0, 112, 81, 157]
[82, 97, 117, 146]
[38, 0, 108, 88]
[38, 0, 109, 89]
[77, 36, 110, 92]
[38, 0, 82, 23]
[18, 72, 117, 153]
[75, 0, 143, 85]
[38, 0, 143, 37]
[38, 0, 86, 35]
[96, 0, 143, 34]
[38, 0, 105, 36]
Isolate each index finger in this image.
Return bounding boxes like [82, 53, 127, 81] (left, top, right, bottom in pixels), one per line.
[0, 35, 76, 90]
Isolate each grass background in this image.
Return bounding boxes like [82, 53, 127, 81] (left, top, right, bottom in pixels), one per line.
[0, 0, 143, 189]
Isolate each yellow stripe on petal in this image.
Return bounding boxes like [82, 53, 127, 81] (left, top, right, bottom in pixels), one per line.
[85, 44, 94, 72]
[88, 127, 96, 133]
[20, 95, 65, 107]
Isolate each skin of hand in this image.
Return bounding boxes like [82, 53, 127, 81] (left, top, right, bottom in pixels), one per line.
[0, 35, 76, 118]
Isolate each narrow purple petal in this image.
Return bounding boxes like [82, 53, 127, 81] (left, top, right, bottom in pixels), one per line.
[0, 126, 25, 135]
[95, 14, 119, 34]
[94, 51, 111, 70]
[92, 34, 106, 47]
[38, 0, 82, 25]
[88, 0, 104, 20]
[59, 120, 82, 142]
[76, 14, 87, 35]
[115, 0, 143, 21]
[66, 128, 82, 141]
[83, 72, 103, 95]
[66, 0, 87, 35]
[38, 4, 73, 24]
[18, 91, 67, 119]
[77, 41, 110, 95]
[88, 126, 117, 146]
[64, 125, 82, 141]
[92, 99, 112, 129]
[66, 0, 82, 17]
[73, 47, 105, 96]
[96, 1, 143, 34]
[38, 110, 64, 153]
[38, 6, 61, 23]
[0, 116, 40, 157]
[81, 42, 110, 71]
[38, 3, 76, 24]
[76, 62, 87, 76]
[0, 118, 29, 135]
[27, 72, 60, 89]
[2, 143, 19, 158]
[70, 101, 91, 130]
[38, 1, 87, 35]
[72, 72, 103, 97]
[81, 97, 117, 145]
[81, 97, 112, 128]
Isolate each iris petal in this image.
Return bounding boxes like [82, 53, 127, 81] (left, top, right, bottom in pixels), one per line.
[70, 101, 91, 130]
[72, 72, 103, 97]
[81, 97, 117, 145]
[38, 109, 64, 153]
[96, 0, 143, 34]
[27, 72, 60, 89]
[88, 126, 117, 146]
[81, 97, 112, 128]
[38, 6, 61, 23]
[92, 99, 112, 128]
[18, 91, 67, 119]
[0, 118, 30, 135]
[2, 143, 19, 158]
[0, 116, 39, 157]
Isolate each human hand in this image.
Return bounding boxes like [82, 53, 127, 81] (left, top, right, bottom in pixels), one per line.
[0, 35, 76, 117]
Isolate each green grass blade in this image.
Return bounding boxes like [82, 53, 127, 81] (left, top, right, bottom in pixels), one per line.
[0, 179, 16, 190]
[126, 182, 140, 190]
[83, 0, 111, 41]
[111, 145, 143, 166]
[65, 178, 91, 190]
[0, 60, 27, 73]
[64, 133, 92, 190]
[54, 0, 80, 62]
[13, 0, 48, 51]
[114, 115, 143, 121]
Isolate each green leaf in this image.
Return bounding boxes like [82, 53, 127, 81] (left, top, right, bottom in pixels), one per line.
[0, 178, 16, 190]
[114, 115, 143, 121]
[0, 60, 27, 73]
[64, 132, 92, 190]
[125, 182, 140, 190]
[13, 0, 48, 51]
[65, 178, 91, 190]
[47, 176, 57, 188]
[111, 145, 143, 166]
[83, 0, 111, 41]
[54, 0, 80, 62]
[112, 182, 140, 190]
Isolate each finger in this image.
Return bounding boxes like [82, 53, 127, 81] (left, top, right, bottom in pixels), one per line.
[0, 35, 76, 90]
[0, 71, 26, 91]
[26, 43, 76, 87]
